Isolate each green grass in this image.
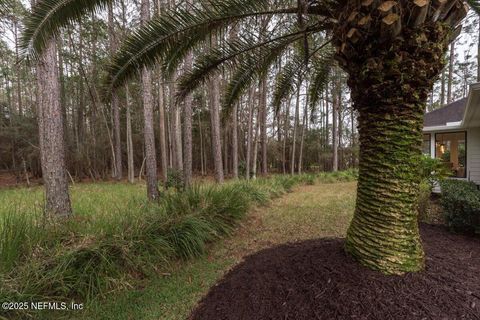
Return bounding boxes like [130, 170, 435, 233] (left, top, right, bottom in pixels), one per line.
[76, 181, 357, 320]
[0, 172, 357, 320]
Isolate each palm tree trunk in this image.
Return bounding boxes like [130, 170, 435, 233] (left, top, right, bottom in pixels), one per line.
[141, 0, 159, 200]
[36, 38, 72, 217]
[334, 18, 452, 274]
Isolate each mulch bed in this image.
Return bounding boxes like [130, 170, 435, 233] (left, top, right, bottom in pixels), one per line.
[190, 224, 480, 320]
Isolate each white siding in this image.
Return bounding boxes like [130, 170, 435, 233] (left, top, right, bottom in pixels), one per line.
[467, 127, 480, 184]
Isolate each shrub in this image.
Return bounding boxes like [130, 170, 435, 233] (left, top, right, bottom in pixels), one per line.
[419, 156, 450, 190]
[417, 180, 432, 221]
[440, 179, 480, 234]
[166, 169, 185, 191]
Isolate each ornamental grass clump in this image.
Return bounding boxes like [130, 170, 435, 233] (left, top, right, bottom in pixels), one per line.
[0, 175, 314, 317]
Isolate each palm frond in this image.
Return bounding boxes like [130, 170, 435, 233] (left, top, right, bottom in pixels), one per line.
[222, 33, 297, 111]
[466, 0, 480, 15]
[308, 47, 333, 113]
[176, 25, 322, 102]
[272, 49, 307, 113]
[103, 0, 335, 93]
[0, 0, 12, 15]
[21, 0, 113, 58]
[103, 0, 279, 90]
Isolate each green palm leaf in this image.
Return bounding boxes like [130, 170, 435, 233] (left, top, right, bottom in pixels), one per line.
[21, 0, 113, 58]
[272, 49, 308, 113]
[465, 0, 480, 15]
[176, 24, 323, 102]
[308, 47, 333, 112]
[103, 0, 331, 92]
[0, 0, 11, 15]
[222, 32, 298, 111]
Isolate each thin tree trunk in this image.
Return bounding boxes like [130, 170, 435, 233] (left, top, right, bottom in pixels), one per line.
[141, 0, 159, 200]
[208, 34, 224, 183]
[232, 103, 239, 178]
[298, 93, 308, 174]
[126, 85, 134, 183]
[252, 109, 260, 180]
[36, 38, 72, 217]
[108, 4, 122, 180]
[447, 41, 455, 104]
[172, 79, 183, 171]
[13, 18, 22, 116]
[198, 112, 206, 176]
[223, 125, 229, 176]
[291, 78, 301, 175]
[183, 50, 193, 187]
[158, 79, 168, 184]
[282, 96, 291, 174]
[440, 68, 446, 106]
[332, 75, 339, 172]
[246, 87, 254, 179]
[260, 78, 268, 176]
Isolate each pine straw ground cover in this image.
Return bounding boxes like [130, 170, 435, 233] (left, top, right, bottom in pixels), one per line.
[0, 171, 357, 320]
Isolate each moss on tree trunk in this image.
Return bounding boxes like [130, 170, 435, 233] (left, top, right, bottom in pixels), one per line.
[334, 10, 452, 273]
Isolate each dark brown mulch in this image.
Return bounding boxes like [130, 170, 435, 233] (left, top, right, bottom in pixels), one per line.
[190, 224, 480, 320]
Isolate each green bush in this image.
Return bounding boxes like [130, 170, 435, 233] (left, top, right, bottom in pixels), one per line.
[440, 179, 480, 234]
[166, 169, 185, 191]
[417, 180, 432, 220]
[317, 169, 358, 183]
[419, 156, 450, 190]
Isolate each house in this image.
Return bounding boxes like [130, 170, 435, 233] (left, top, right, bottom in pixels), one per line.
[423, 83, 480, 187]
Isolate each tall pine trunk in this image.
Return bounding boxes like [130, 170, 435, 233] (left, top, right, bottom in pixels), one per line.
[36, 38, 72, 216]
[447, 41, 455, 104]
[209, 34, 224, 183]
[246, 87, 254, 179]
[126, 85, 134, 183]
[332, 73, 339, 172]
[232, 103, 239, 179]
[183, 51, 193, 187]
[291, 78, 301, 175]
[260, 78, 268, 176]
[141, 0, 159, 200]
[108, 3, 122, 180]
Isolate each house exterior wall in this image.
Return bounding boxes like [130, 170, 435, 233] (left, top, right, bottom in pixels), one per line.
[467, 127, 480, 184]
[425, 128, 475, 193]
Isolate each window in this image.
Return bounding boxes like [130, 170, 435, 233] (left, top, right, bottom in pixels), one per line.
[435, 132, 467, 178]
[422, 134, 431, 156]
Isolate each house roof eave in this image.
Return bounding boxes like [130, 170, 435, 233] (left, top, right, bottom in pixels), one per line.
[462, 83, 480, 128]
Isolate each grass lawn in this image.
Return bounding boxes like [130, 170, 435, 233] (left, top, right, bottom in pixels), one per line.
[76, 182, 357, 320]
